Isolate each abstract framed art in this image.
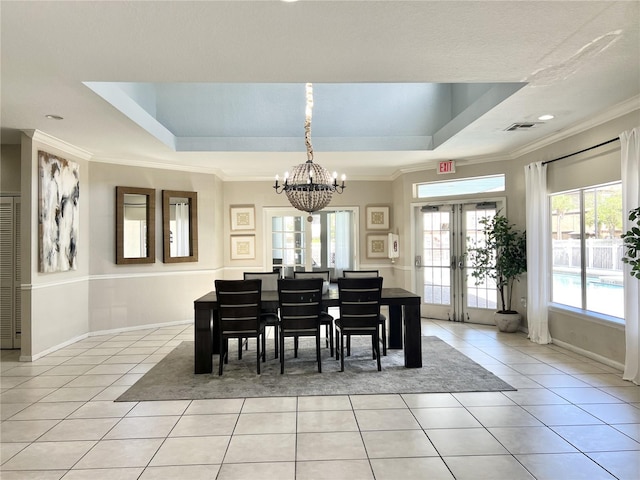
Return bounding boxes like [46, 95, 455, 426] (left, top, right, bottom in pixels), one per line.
[38, 150, 80, 272]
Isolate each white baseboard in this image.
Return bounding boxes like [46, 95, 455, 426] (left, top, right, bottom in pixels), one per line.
[20, 332, 89, 362]
[551, 338, 624, 372]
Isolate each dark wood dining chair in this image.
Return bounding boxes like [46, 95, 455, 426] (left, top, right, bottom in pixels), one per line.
[293, 270, 335, 356]
[277, 278, 324, 374]
[342, 270, 387, 356]
[214, 279, 266, 375]
[335, 276, 384, 372]
[243, 271, 281, 358]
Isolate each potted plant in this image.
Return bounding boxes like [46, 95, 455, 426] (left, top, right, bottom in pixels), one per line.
[467, 212, 527, 332]
[622, 206, 640, 279]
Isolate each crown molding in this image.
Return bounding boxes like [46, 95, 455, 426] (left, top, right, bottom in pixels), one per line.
[24, 129, 93, 160]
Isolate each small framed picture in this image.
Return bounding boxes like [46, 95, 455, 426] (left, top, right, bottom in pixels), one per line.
[367, 234, 388, 259]
[231, 235, 255, 260]
[366, 205, 390, 230]
[230, 205, 255, 231]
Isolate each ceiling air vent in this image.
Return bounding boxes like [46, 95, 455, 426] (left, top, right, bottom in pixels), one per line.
[504, 122, 540, 131]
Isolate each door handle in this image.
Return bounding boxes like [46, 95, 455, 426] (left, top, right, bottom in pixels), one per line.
[451, 255, 457, 270]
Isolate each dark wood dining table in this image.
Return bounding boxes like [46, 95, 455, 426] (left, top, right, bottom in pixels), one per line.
[193, 285, 422, 374]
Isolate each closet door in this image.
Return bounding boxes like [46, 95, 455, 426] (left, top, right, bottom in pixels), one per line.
[0, 197, 20, 349]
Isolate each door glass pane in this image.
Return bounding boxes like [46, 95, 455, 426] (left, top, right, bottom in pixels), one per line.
[272, 215, 306, 276]
[422, 210, 451, 305]
[465, 207, 497, 310]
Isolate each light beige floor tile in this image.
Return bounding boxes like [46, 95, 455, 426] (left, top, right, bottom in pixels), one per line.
[85, 364, 136, 375]
[551, 425, 640, 452]
[516, 452, 618, 480]
[149, 435, 229, 466]
[0, 471, 66, 479]
[91, 385, 130, 401]
[61, 356, 110, 366]
[234, 411, 296, 434]
[40, 365, 94, 376]
[10, 402, 83, 421]
[102, 355, 149, 364]
[549, 387, 622, 404]
[0, 377, 30, 389]
[586, 450, 640, 480]
[241, 396, 297, 413]
[402, 393, 461, 408]
[224, 433, 296, 463]
[1, 441, 95, 470]
[297, 395, 352, 411]
[184, 398, 244, 415]
[412, 407, 482, 429]
[297, 431, 366, 461]
[40, 387, 104, 403]
[170, 413, 238, 436]
[0, 442, 29, 463]
[0, 403, 30, 420]
[370, 457, 454, 480]
[296, 459, 374, 480]
[451, 392, 515, 407]
[2, 366, 54, 377]
[14, 376, 76, 389]
[139, 464, 221, 480]
[362, 429, 438, 458]
[523, 404, 604, 426]
[73, 438, 163, 468]
[349, 394, 405, 410]
[444, 454, 535, 480]
[216, 462, 293, 480]
[64, 375, 121, 388]
[426, 428, 509, 456]
[126, 400, 189, 416]
[503, 388, 569, 405]
[467, 405, 544, 427]
[488, 426, 578, 454]
[67, 400, 135, 418]
[0, 419, 60, 442]
[104, 415, 179, 439]
[354, 408, 421, 431]
[62, 468, 143, 480]
[611, 423, 640, 441]
[600, 386, 640, 403]
[579, 402, 640, 424]
[38, 417, 119, 441]
[1, 389, 57, 404]
[297, 410, 358, 432]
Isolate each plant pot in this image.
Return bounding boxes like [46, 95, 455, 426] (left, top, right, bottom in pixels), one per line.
[494, 311, 521, 333]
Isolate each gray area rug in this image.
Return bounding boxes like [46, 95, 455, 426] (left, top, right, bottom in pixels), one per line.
[117, 336, 515, 401]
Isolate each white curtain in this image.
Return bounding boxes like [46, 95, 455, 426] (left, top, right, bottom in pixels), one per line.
[174, 203, 190, 257]
[621, 128, 640, 384]
[524, 161, 552, 344]
[334, 211, 351, 277]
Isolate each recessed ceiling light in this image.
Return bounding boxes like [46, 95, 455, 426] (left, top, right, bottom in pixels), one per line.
[538, 114, 554, 121]
[45, 114, 64, 120]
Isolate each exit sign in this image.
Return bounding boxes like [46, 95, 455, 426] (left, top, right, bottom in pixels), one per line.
[438, 160, 456, 174]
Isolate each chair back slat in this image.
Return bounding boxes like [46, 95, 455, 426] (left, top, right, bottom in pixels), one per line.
[278, 278, 323, 331]
[293, 270, 330, 282]
[343, 270, 380, 278]
[215, 279, 263, 333]
[337, 276, 383, 329]
[243, 271, 280, 291]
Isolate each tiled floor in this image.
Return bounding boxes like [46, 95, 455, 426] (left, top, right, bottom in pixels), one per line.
[1, 319, 639, 479]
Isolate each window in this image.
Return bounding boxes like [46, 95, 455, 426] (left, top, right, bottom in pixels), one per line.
[550, 182, 624, 320]
[415, 174, 504, 199]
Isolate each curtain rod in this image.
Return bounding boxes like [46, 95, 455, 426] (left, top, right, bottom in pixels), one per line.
[542, 137, 620, 165]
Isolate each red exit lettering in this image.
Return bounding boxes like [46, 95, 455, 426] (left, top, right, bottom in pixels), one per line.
[438, 160, 455, 174]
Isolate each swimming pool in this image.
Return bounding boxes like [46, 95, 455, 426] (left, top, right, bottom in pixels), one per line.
[552, 272, 624, 319]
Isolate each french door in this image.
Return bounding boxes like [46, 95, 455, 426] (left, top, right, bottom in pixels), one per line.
[415, 201, 502, 324]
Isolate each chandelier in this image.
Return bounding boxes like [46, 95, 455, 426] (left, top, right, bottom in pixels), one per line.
[274, 83, 345, 220]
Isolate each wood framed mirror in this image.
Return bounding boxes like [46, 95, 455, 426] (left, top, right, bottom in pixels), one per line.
[116, 186, 156, 264]
[162, 190, 198, 263]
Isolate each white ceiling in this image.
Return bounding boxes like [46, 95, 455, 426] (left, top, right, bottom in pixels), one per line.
[2, 1, 639, 181]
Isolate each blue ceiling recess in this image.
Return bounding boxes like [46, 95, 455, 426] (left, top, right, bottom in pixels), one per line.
[84, 82, 525, 153]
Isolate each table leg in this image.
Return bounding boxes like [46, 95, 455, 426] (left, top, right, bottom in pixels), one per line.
[403, 303, 422, 368]
[388, 305, 403, 349]
[194, 304, 213, 374]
